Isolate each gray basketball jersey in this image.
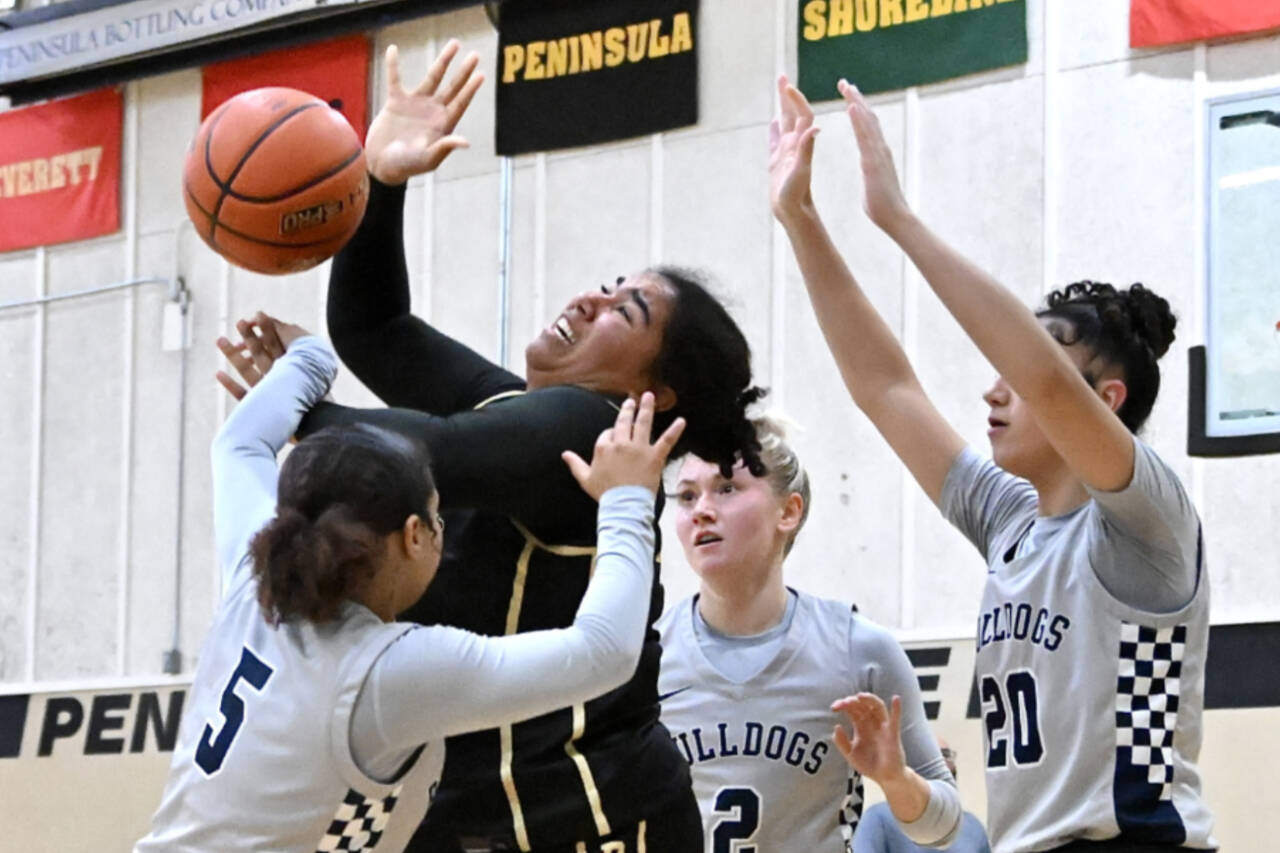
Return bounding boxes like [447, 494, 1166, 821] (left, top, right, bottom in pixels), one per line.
[942, 442, 1215, 853]
[135, 574, 440, 852]
[657, 591, 954, 852]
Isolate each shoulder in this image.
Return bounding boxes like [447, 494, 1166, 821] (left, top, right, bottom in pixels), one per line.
[846, 610, 907, 661]
[655, 596, 693, 640]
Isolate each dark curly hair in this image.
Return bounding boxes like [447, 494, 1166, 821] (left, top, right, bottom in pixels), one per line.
[1036, 280, 1176, 433]
[648, 266, 767, 477]
[248, 424, 436, 624]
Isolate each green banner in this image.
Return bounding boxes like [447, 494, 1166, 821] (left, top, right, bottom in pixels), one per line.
[797, 0, 1027, 101]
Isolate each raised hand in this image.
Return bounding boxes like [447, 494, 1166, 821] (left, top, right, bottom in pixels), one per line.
[364, 41, 485, 185]
[838, 79, 911, 232]
[831, 693, 909, 785]
[768, 75, 821, 222]
[562, 392, 687, 501]
[215, 312, 311, 401]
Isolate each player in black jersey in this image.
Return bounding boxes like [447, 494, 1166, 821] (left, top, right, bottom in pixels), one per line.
[218, 42, 764, 853]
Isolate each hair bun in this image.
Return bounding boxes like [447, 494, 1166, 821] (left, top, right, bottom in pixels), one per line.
[1122, 283, 1176, 359]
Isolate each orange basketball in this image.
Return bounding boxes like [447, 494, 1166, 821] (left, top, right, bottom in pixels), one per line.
[183, 87, 369, 275]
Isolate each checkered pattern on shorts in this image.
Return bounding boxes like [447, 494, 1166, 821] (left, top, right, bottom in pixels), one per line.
[1116, 622, 1186, 801]
[315, 785, 402, 852]
[837, 773, 865, 851]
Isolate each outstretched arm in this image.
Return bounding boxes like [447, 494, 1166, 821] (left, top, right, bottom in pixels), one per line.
[771, 77, 964, 505]
[840, 81, 1135, 492]
[354, 398, 685, 748]
[327, 42, 517, 414]
[211, 328, 337, 593]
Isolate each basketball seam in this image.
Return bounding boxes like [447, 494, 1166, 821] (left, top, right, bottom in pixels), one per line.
[184, 183, 346, 250]
[203, 100, 326, 248]
[215, 148, 364, 204]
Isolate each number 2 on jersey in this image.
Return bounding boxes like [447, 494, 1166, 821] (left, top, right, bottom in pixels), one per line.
[711, 787, 760, 853]
[195, 647, 274, 775]
[981, 669, 1043, 768]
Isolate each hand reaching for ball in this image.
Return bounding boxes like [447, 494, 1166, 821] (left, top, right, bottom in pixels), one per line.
[215, 312, 311, 401]
[365, 41, 486, 185]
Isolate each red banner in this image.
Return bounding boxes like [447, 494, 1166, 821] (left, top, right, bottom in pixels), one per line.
[1131, 0, 1280, 47]
[0, 88, 123, 254]
[202, 36, 372, 139]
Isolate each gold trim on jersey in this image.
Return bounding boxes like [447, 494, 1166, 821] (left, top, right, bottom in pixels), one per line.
[499, 537, 537, 851]
[474, 389, 527, 410]
[510, 518, 597, 557]
[499, 723, 532, 852]
[565, 702, 612, 837]
[501, 521, 612, 848]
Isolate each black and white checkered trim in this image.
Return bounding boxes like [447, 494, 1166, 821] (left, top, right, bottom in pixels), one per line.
[1116, 622, 1186, 801]
[315, 785, 402, 852]
[837, 773, 865, 851]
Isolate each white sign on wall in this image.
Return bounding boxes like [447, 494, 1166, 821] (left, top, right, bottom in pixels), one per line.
[0, 0, 364, 85]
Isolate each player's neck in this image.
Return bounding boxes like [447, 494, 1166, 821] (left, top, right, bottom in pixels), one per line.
[1030, 466, 1091, 517]
[697, 572, 788, 636]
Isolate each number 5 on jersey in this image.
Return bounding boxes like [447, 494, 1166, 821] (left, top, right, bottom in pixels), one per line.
[195, 647, 274, 775]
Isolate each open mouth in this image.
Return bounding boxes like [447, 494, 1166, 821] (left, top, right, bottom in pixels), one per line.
[988, 416, 1007, 429]
[553, 316, 576, 345]
[694, 532, 722, 547]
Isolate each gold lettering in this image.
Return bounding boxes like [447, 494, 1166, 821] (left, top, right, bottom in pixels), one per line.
[502, 44, 524, 83]
[581, 31, 604, 70]
[568, 34, 580, 73]
[49, 154, 66, 190]
[802, 0, 827, 39]
[931, 0, 953, 15]
[63, 150, 83, 185]
[33, 158, 48, 192]
[0, 164, 16, 197]
[906, 0, 929, 21]
[670, 11, 693, 52]
[547, 38, 568, 77]
[831, 0, 856, 35]
[84, 146, 103, 181]
[525, 41, 546, 79]
[955, 0, 968, 11]
[648, 18, 670, 57]
[625, 22, 647, 62]
[880, 0, 904, 26]
[604, 27, 625, 66]
[855, 0, 877, 31]
[17, 161, 33, 196]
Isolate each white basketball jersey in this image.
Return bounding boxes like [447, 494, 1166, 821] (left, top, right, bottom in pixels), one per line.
[136, 572, 440, 853]
[943, 445, 1215, 853]
[659, 592, 932, 853]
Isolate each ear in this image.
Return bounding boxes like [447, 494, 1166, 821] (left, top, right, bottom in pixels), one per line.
[648, 382, 677, 413]
[1097, 377, 1128, 415]
[400, 514, 426, 557]
[777, 492, 805, 536]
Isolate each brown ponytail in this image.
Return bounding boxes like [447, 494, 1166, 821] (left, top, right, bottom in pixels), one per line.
[249, 424, 435, 625]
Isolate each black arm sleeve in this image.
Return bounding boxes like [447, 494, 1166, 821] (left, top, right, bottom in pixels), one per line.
[300, 385, 620, 537]
[327, 177, 523, 414]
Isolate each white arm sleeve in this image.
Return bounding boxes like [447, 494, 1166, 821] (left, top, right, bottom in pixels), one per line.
[210, 336, 337, 594]
[854, 621, 963, 848]
[350, 485, 655, 769]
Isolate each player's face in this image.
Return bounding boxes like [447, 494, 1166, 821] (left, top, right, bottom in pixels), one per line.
[524, 273, 675, 397]
[671, 457, 790, 586]
[983, 330, 1100, 479]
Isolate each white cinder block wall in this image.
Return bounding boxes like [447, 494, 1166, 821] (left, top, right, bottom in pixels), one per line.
[1, 0, 1278, 685]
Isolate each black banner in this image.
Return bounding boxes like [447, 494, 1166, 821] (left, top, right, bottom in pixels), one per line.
[495, 0, 699, 155]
